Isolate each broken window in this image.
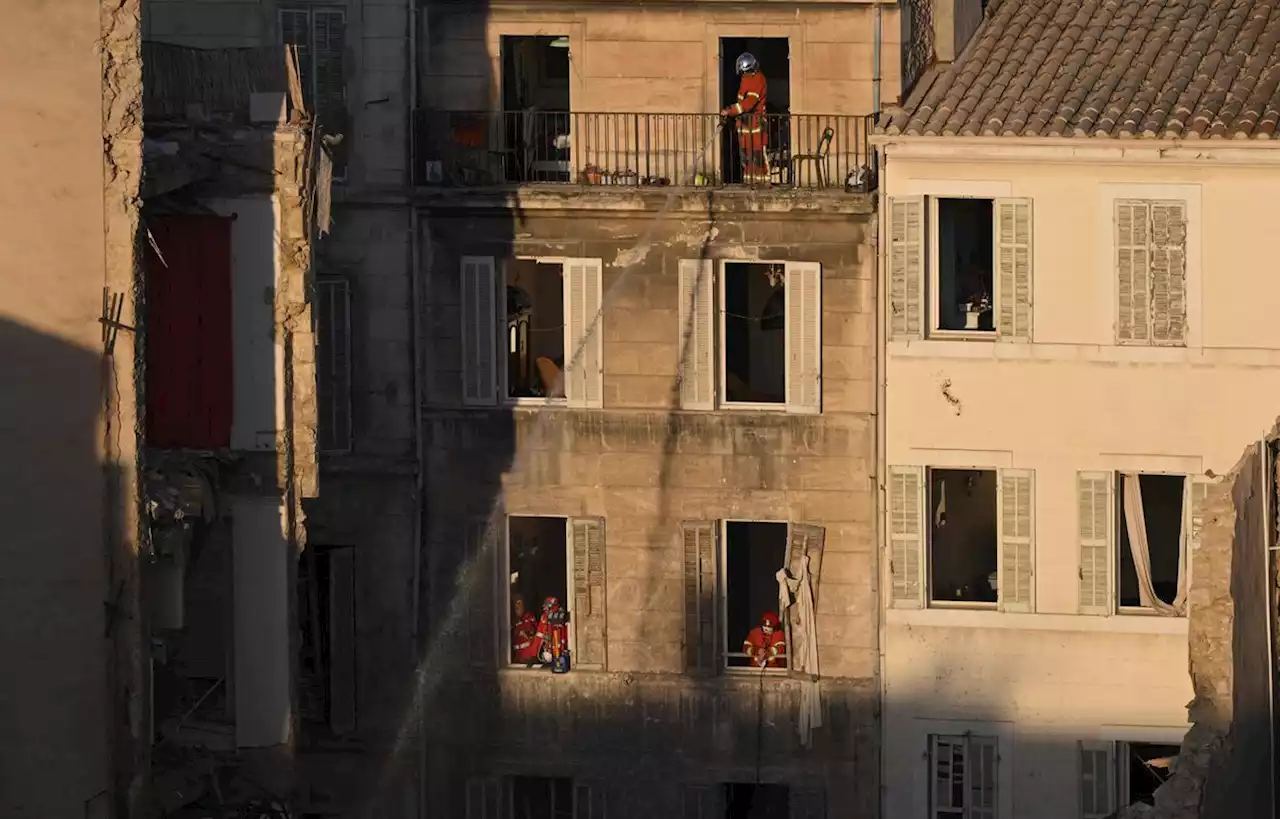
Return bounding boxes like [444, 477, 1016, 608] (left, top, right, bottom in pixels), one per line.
[500, 36, 571, 183]
[316, 278, 352, 452]
[1116, 199, 1187, 346]
[724, 783, 789, 819]
[886, 196, 1032, 341]
[929, 469, 999, 606]
[1120, 742, 1178, 806]
[510, 776, 573, 819]
[931, 734, 998, 819]
[1117, 473, 1186, 613]
[460, 256, 603, 408]
[296, 545, 356, 735]
[505, 260, 566, 400]
[723, 521, 789, 670]
[280, 7, 348, 175]
[723, 263, 787, 404]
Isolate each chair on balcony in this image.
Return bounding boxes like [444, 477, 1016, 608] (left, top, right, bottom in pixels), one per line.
[790, 127, 834, 189]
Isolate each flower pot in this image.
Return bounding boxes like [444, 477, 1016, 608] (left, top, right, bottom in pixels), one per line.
[964, 310, 982, 330]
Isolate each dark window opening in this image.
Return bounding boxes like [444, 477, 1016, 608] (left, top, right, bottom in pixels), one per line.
[725, 521, 788, 669]
[1125, 742, 1178, 805]
[505, 260, 565, 399]
[280, 7, 348, 176]
[936, 198, 994, 332]
[511, 776, 573, 819]
[725, 783, 789, 819]
[724, 263, 786, 404]
[296, 545, 356, 735]
[1117, 474, 1185, 608]
[929, 468, 998, 605]
[508, 517, 568, 666]
[501, 35, 571, 183]
[719, 37, 790, 184]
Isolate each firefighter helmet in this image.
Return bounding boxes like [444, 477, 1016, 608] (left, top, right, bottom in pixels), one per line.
[735, 52, 759, 75]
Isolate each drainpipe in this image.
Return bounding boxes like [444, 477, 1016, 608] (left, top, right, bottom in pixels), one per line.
[1265, 439, 1279, 817]
[873, 142, 890, 819]
[873, 3, 882, 116]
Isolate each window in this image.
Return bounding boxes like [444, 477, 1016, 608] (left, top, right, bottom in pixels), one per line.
[1078, 740, 1179, 817]
[1076, 472, 1207, 616]
[460, 256, 603, 408]
[316, 278, 352, 452]
[500, 36, 571, 184]
[296, 546, 356, 735]
[887, 467, 1035, 612]
[887, 196, 1032, 341]
[678, 259, 821, 414]
[1116, 200, 1187, 346]
[511, 776, 573, 819]
[503, 516, 606, 670]
[931, 734, 997, 819]
[725, 783, 789, 819]
[280, 7, 348, 174]
[718, 37, 791, 185]
[682, 520, 826, 675]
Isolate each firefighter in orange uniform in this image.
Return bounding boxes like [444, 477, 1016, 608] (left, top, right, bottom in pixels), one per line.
[743, 611, 786, 668]
[721, 52, 770, 184]
[511, 596, 539, 664]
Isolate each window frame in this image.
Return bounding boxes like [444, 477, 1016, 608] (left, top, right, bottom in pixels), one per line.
[718, 518, 793, 675]
[500, 256, 570, 407]
[315, 276, 353, 453]
[929, 733, 999, 819]
[927, 196, 999, 341]
[1113, 471, 1192, 617]
[500, 514, 575, 671]
[1078, 737, 1184, 816]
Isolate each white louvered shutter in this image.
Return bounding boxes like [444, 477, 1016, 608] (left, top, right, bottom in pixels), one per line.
[1079, 741, 1115, 819]
[995, 197, 1033, 340]
[889, 466, 924, 608]
[678, 259, 715, 410]
[998, 469, 1035, 612]
[785, 261, 822, 414]
[1116, 200, 1151, 344]
[681, 521, 718, 675]
[1078, 471, 1112, 615]
[460, 256, 498, 406]
[565, 258, 604, 408]
[570, 517, 607, 670]
[1150, 201, 1187, 346]
[888, 196, 924, 339]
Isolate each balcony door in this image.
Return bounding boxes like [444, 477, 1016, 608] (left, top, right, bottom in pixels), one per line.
[718, 37, 790, 185]
[500, 35, 571, 182]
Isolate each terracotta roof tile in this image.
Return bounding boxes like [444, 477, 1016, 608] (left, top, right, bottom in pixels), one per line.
[882, 0, 1280, 139]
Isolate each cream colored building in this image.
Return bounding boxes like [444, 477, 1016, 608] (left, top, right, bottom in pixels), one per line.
[874, 0, 1280, 817]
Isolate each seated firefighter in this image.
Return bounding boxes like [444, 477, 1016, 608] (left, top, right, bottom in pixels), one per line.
[511, 595, 539, 665]
[743, 611, 786, 669]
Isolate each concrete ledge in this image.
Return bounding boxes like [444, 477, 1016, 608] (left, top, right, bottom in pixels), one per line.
[408, 184, 876, 216]
[888, 607, 1191, 635]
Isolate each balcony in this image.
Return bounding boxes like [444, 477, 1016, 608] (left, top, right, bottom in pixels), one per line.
[412, 110, 876, 192]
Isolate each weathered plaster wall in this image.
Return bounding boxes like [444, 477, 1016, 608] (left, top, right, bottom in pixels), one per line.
[416, 191, 879, 818]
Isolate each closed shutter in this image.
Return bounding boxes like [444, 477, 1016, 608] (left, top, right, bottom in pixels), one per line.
[566, 258, 604, 408]
[327, 547, 356, 734]
[1150, 201, 1187, 346]
[681, 521, 718, 674]
[461, 256, 498, 406]
[995, 198, 1033, 340]
[574, 781, 608, 819]
[997, 469, 1035, 612]
[789, 787, 826, 819]
[279, 9, 311, 106]
[1079, 741, 1115, 819]
[570, 518, 607, 670]
[785, 261, 822, 414]
[888, 196, 924, 339]
[311, 10, 346, 123]
[889, 466, 925, 608]
[466, 776, 507, 819]
[466, 520, 495, 669]
[316, 278, 352, 452]
[678, 259, 715, 410]
[1078, 471, 1112, 615]
[1116, 200, 1152, 344]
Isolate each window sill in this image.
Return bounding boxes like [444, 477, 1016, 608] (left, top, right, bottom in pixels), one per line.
[505, 397, 567, 408]
[723, 666, 789, 677]
[887, 608, 1190, 635]
[927, 329, 998, 342]
[718, 401, 788, 412]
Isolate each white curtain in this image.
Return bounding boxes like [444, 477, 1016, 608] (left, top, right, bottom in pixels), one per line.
[1121, 473, 1187, 616]
[777, 553, 822, 747]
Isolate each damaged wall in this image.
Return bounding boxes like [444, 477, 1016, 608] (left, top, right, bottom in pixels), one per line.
[0, 0, 142, 816]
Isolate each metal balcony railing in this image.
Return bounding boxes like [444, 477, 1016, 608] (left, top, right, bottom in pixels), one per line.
[412, 110, 876, 191]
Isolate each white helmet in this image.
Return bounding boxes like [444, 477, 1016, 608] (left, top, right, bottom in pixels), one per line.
[735, 52, 758, 75]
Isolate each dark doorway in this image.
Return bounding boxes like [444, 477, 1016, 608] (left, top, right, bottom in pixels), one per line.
[500, 35, 571, 181]
[719, 37, 790, 184]
[725, 783, 789, 819]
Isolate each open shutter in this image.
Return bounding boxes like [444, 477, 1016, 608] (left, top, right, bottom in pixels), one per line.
[889, 466, 925, 608]
[327, 548, 357, 735]
[466, 776, 507, 819]
[888, 196, 924, 339]
[995, 198, 1033, 340]
[682, 785, 724, 819]
[682, 521, 718, 675]
[566, 258, 604, 408]
[785, 261, 822, 414]
[968, 736, 998, 819]
[1116, 201, 1151, 344]
[678, 259, 715, 410]
[1150, 201, 1187, 346]
[997, 469, 1035, 612]
[1079, 741, 1116, 819]
[461, 256, 498, 406]
[570, 517, 607, 670]
[1189, 474, 1212, 551]
[466, 520, 496, 669]
[784, 523, 826, 678]
[1078, 471, 1112, 615]
[789, 787, 826, 819]
[574, 781, 608, 819]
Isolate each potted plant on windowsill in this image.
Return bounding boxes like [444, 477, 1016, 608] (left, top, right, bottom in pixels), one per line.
[959, 294, 992, 330]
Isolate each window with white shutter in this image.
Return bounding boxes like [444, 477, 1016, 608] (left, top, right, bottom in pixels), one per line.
[315, 277, 352, 452]
[280, 7, 348, 175]
[1115, 199, 1187, 346]
[1079, 741, 1115, 819]
[682, 521, 718, 674]
[564, 258, 604, 409]
[678, 259, 715, 410]
[925, 468, 1001, 608]
[1077, 471, 1112, 615]
[570, 517, 607, 670]
[998, 469, 1035, 612]
[888, 196, 924, 339]
[995, 198, 1033, 339]
[888, 466, 924, 608]
[930, 734, 998, 819]
[460, 256, 498, 406]
[784, 260, 822, 414]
